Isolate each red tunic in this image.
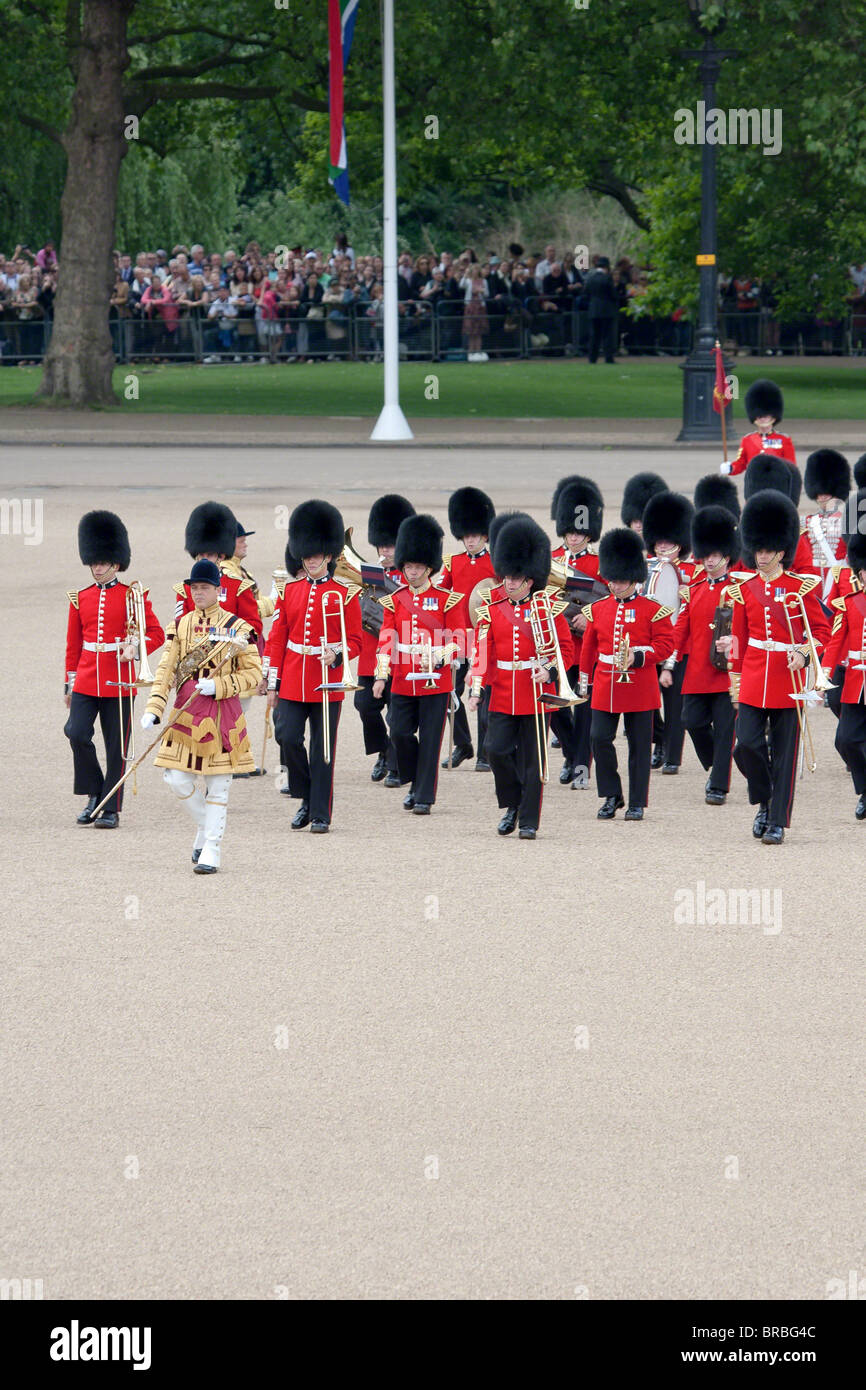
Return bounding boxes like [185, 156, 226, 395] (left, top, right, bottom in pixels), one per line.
[728, 571, 829, 708]
[357, 564, 405, 678]
[552, 545, 600, 666]
[471, 593, 573, 715]
[823, 588, 866, 704]
[439, 548, 496, 665]
[65, 580, 164, 697]
[728, 430, 797, 476]
[375, 580, 467, 696]
[174, 567, 262, 636]
[579, 593, 676, 713]
[266, 574, 362, 702]
[669, 573, 733, 694]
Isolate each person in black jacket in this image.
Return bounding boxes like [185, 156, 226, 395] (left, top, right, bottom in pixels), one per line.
[582, 256, 618, 363]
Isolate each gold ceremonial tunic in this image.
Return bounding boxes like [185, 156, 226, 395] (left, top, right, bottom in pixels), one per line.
[145, 602, 261, 774]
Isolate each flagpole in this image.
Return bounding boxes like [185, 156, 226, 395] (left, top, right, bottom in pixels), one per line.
[371, 0, 413, 441]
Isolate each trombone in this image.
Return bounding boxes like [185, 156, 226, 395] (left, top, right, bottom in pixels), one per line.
[780, 589, 834, 776]
[108, 580, 156, 765]
[528, 590, 582, 783]
[316, 589, 360, 765]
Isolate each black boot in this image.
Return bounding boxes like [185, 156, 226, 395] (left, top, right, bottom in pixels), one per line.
[705, 788, 727, 805]
[856, 794, 866, 821]
[624, 806, 644, 821]
[559, 762, 574, 784]
[497, 807, 518, 835]
[403, 791, 416, 810]
[442, 745, 473, 769]
[651, 744, 665, 770]
[370, 753, 387, 782]
[597, 794, 624, 820]
[384, 771, 401, 787]
[752, 802, 770, 839]
[762, 824, 785, 845]
[77, 795, 99, 825]
[291, 801, 310, 829]
[93, 811, 119, 829]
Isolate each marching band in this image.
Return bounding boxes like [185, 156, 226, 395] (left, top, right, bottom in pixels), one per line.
[63, 409, 866, 870]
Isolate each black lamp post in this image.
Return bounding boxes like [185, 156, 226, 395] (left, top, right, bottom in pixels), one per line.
[677, 1, 738, 443]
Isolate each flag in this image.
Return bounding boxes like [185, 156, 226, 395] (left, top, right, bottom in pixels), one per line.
[712, 340, 730, 413]
[328, 0, 360, 205]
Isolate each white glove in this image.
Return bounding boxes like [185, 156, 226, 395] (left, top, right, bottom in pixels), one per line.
[141, 711, 157, 729]
[719, 460, 732, 475]
[269, 582, 279, 600]
[196, 677, 216, 696]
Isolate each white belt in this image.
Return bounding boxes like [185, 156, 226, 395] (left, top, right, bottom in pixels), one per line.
[848, 650, 865, 661]
[287, 639, 341, 656]
[748, 638, 794, 653]
[397, 642, 430, 655]
[597, 647, 650, 665]
[83, 640, 120, 653]
[496, 659, 535, 671]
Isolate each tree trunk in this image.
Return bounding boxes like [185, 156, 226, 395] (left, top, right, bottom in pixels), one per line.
[38, 1, 136, 407]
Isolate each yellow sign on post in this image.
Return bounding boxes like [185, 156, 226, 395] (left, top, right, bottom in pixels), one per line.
[696, 254, 716, 266]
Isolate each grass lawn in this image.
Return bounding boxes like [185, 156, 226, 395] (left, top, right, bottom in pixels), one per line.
[1, 358, 865, 418]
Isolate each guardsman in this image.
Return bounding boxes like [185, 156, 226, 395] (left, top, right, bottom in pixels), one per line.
[718, 492, 830, 845]
[439, 486, 496, 769]
[643, 490, 695, 773]
[801, 449, 852, 588]
[64, 510, 164, 828]
[354, 493, 414, 785]
[141, 560, 261, 873]
[174, 501, 262, 637]
[550, 475, 604, 787]
[469, 516, 572, 840]
[266, 500, 363, 834]
[664, 505, 740, 805]
[742, 453, 811, 572]
[578, 528, 676, 821]
[620, 472, 668, 539]
[822, 532, 866, 819]
[372, 514, 466, 815]
[722, 379, 796, 476]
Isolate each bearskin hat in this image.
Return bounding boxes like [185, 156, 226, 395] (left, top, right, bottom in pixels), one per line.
[288, 500, 345, 571]
[598, 527, 648, 586]
[78, 510, 131, 570]
[743, 453, 802, 504]
[554, 476, 604, 541]
[804, 449, 851, 502]
[854, 454, 866, 489]
[740, 492, 800, 569]
[691, 506, 739, 563]
[368, 494, 415, 550]
[550, 474, 583, 520]
[447, 486, 495, 539]
[693, 472, 741, 520]
[488, 510, 532, 574]
[642, 490, 694, 557]
[847, 531, 866, 575]
[394, 513, 444, 573]
[620, 471, 668, 527]
[284, 541, 302, 577]
[492, 515, 551, 594]
[745, 378, 784, 425]
[185, 501, 237, 559]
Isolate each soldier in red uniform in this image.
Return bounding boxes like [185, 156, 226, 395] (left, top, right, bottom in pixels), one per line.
[266, 501, 363, 833]
[439, 487, 496, 770]
[354, 493, 414, 784]
[469, 516, 572, 839]
[718, 492, 830, 844]
[174, 502, 262, 638]
[64, 511, 164, 827]
[620, 471, 667, 540]
[372, 514, 465, 815]
[578, 528, 676, 820]
[664, 506, 739, 805]
[742, 451, 812, 570]
[722, 379, 797, 477]
[643, 491, 695, 775]
[801, 449, 851, 581]
[550, 475, 604, 787]
[823, 533, 866, 819]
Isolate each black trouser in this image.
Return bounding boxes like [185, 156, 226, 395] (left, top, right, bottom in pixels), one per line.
[64, 691, 133, 815]
[590, 707, 653, 808]
[588, 315, 617, 362]
[353, 675, 397, 771]
[486, 709, 546, 830]
[549, 667, 592, 780]
[279, 698, 341, 823]
[682, 690, 736, 792]
[653, 706, 665, 747]
[389, 691, 449, 804]
[835, 700, 866, 794]
[477, 683, 491, 759]
[826, 664, 846, 720]
[660, 657, 687, 766]
[733, 702, 800, 828]
[451, 660, 473, 752]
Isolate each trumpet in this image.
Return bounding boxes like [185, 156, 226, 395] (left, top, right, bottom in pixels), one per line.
[527, 591, 582, 783]
[316, 589, 360, 765]
[614, 633, 633, 683]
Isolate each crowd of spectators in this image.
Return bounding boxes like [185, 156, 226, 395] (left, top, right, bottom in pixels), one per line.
[2, 235, 866, 363]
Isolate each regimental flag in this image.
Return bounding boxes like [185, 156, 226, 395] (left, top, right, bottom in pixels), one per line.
[712, 339, 731, 413]
[328, 0, 360, 206]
